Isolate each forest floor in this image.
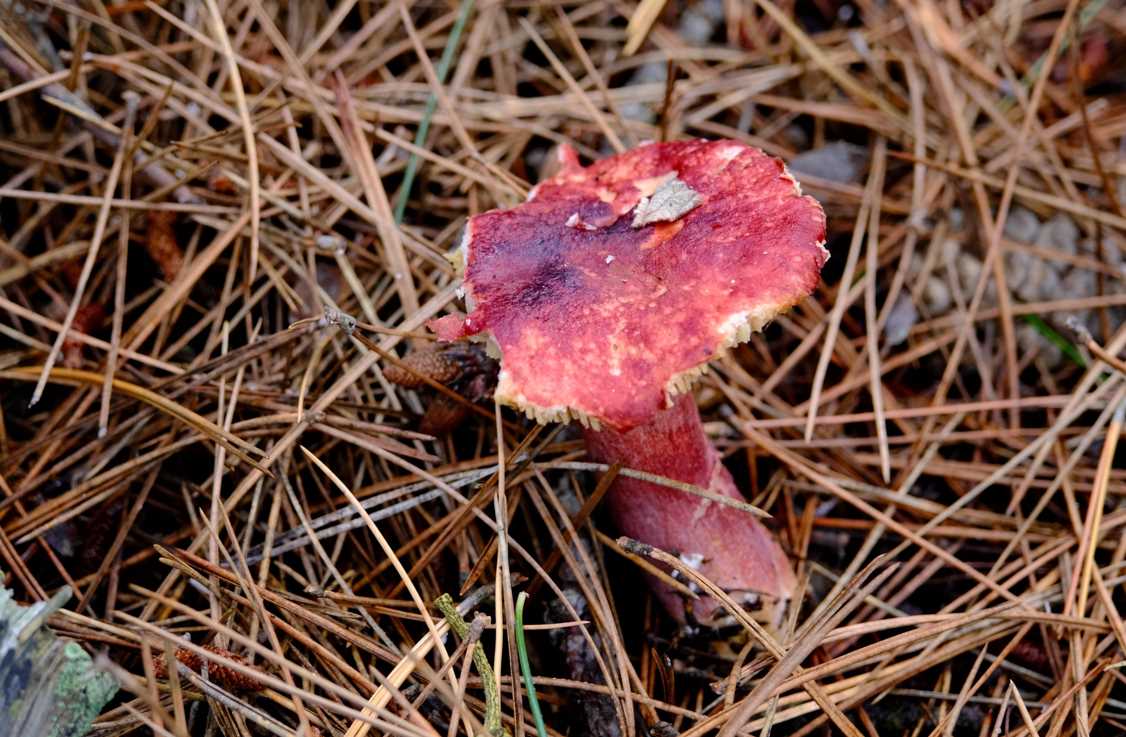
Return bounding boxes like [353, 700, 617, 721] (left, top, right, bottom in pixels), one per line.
[2, 1, 1126, 736]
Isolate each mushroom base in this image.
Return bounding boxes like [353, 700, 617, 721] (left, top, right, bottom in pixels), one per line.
[583, 394, 796, 628]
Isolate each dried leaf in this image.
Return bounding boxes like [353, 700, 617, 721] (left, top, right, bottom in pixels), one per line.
[62, 303, 105, 368]
[145, 211, 184, 281]
[630, 176, 701, 228]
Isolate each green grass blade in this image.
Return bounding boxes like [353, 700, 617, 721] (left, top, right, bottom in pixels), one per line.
[393, 0, 475, 225]
[515, 592, 548, 737]
[1022, 314, 1087, 368]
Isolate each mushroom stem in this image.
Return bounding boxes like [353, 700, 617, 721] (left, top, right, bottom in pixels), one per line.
[582, 394, 795, 626]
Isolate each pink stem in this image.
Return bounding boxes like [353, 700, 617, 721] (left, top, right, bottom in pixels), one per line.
[583, 394, 795, 626]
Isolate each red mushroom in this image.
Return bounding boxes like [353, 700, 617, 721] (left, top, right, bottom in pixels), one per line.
[432, 140, 827, 626]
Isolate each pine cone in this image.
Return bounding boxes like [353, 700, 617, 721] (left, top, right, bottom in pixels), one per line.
[152, 644, 265, 692]
[384, 347, 463, 388]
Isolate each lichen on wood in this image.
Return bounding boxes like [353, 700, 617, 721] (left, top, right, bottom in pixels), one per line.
[0, 585, 118, 737]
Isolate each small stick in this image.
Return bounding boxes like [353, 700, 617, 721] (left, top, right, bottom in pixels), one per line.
[202, 0, 260, 282]
[1068, 397, 1123, 618]
[28, 95, 135, 407]
[99, 91, 139, 437]
[657, 59, 677, 142]
[1069, 317, 1126, 376]
[0, 40, 199, 203]
[434, 593, 506, 736]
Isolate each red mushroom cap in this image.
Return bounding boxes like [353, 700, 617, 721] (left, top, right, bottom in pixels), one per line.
[433, 140, 827, 431]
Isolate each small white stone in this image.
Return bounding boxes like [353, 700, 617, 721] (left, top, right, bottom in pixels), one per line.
[883, 293, 917, 346]
[1038, 214, 1079, 257]
[788, 142, 868, 185]
[948, 208, 965, 230]
[315, 233, 345, 252]
[922, 277, 952, 313]
[1005, 249, 1034, 295]
[1004, 206, 1040, 244]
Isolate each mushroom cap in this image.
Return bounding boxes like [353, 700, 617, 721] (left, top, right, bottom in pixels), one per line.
[432, 140, 828, 431]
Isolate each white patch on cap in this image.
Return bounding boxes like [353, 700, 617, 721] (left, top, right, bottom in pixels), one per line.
[717, 143, 743, 163]
[565, 212, 598, 231]
[679, 552, 705, 570]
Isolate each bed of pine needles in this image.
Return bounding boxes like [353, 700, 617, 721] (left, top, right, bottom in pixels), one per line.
[2, 1, 1126, 735]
